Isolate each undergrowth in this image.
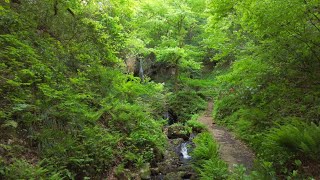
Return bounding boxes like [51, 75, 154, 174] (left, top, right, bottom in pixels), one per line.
[169, 91, 206, 122]
[192, 132, 229, 180]
[0, 4, 166, 179]
[213, 57, 320, 178]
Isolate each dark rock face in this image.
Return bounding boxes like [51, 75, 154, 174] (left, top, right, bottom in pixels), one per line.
[133, 53, 156, 78]
[127, 52, 178, 83]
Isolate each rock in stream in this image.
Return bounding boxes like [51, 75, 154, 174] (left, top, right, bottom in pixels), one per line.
[151, 125, 197, 180]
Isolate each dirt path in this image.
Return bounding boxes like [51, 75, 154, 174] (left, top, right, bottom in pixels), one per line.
[198, 101, 255, 172]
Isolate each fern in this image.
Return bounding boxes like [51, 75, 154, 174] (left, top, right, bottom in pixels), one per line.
[269, 121, 320, 161]
[192, 133, 229, 179]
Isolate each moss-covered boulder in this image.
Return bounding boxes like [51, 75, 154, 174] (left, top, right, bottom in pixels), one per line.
[139, 163, 151, 180]
[164, 171, 196, 180]
[167, 124, 190, 140]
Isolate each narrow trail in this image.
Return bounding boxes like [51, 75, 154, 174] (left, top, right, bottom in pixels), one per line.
[198, 101, 255, 172]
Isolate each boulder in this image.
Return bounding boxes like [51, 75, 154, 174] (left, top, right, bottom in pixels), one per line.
[139, 163, 151, 180]
[167, 125, 190, 140]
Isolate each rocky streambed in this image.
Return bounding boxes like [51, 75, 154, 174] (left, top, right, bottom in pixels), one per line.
[150, 125, 198, 180]
[114, 123, 200, 180]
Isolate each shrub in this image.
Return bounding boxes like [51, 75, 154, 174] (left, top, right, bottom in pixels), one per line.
[169, 91, 206, 122]
[267, 121, 320, 161]
[2, 159, 62, 179]
[213, 94, 242, 121]
[186, 114, 206, 133]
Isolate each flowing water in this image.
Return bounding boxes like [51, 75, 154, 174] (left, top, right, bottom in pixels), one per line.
[139, 59, 144, 82]
[180, 142, 191, 160]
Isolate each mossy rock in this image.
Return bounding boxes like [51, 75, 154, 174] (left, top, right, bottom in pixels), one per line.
[139, 163, 151, 180]
[164, 171, 196, 180]
[115, 169, 134, 179]
[170, 138, 184, 146]
[167, 124, 190, 140]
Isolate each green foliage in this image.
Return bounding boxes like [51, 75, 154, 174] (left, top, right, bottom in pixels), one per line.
[192, 132, 229, 179]
[169, 122, 193, 135]
[0, 2, 167, 178]
[228, 165, 250, 180]
[267, 121, 320, 161]
[213, 94, 241, 122]
[2, 159, 62, 179]
[133, 0, 207, 89]
[2, 0, 320, 178]
[180, 75, 218, 98]
[210, 0, 320, 177]
[186, 114, 206, 132]
[169, 91, 206, 122]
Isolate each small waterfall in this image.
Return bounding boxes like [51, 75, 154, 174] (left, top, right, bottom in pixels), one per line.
[139, 59, 144, 82]
[181, 142, 191, 159]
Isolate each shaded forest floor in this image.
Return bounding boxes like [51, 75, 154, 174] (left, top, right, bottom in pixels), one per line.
[198, 101, 255, 172]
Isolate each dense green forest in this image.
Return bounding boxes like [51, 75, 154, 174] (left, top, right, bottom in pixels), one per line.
[0, 0, 319, 179]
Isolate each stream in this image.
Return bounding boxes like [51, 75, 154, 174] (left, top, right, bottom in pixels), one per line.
[150, 127, 197, 180]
